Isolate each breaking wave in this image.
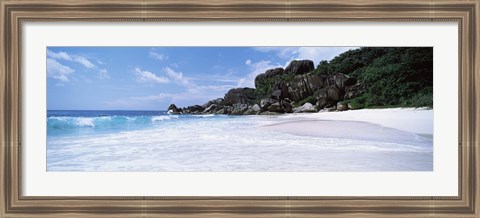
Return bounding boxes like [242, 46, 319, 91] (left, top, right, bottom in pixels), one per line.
[47, 115, 180, 129]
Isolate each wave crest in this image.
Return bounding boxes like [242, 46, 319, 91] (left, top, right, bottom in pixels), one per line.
[75, 118, 95, 127]
[48, 115, 179, 129]
[151, 115, 178, 121]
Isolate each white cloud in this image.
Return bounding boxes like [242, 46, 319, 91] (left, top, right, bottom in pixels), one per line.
[47, 49, 96, 68]
[47, 49, 108, 81]
[134, 68, 170, 84]
[106, 85, 237, 109]
[114, 66, 238, 109]
[47, 50, 73, 61]
[238, 59, 282, 88]
[162, 67, 235, 96]
[98, 69, 110, 79]
[254, 47, 359, 65]
[114, 65, 242, 109]
[47, 58, 75, 82]
[163, 67, 190, 86]
[149, 50, 168, 61]
[73, 56, 95, 68]
[296, 47, 357, 64]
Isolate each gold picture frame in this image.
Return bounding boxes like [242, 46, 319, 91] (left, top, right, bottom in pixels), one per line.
[1, 0, 478, 217]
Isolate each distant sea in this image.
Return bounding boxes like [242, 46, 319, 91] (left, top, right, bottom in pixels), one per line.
[47, 110, 433, 172]
[47, 110, 188, 137]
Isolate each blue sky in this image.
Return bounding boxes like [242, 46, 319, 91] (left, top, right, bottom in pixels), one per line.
[47, 47, 356, 110]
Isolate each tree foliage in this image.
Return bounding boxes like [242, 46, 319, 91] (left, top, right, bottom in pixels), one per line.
[317, 47, 433, 108]
[255, 47, 433, 109]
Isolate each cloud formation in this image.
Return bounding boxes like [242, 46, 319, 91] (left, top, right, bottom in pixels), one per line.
[47, 49, 95, 68]
[114, 67, 238, 109]
[47, 49, 109, 80]
[163, 67, 189, 86]
[237, 59, 281, 88]
[134, 68, 170, 84]
[47, 58, 75, 82]
[255, 47, 358, 66]
[239, 47, 358, 88]
[149, 49, 168, 61]
[73, 56, 95, 68]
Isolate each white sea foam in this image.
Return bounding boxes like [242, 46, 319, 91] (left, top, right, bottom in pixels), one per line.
[47, 115, 433, 172]
[49, 116, 69, 121]
[96, 116, 112, 121]
[194, 114, 215, 118]
[74, 117, 95, 127]
[151, 115, 178, 121]
[126, 117, 137, 121]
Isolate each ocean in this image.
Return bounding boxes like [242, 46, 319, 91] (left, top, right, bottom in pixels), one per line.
[47, 110, 433, 172]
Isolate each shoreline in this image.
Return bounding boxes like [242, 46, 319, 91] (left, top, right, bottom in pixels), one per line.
[259, 107, 433, 137]
[48, 107, 433, 171]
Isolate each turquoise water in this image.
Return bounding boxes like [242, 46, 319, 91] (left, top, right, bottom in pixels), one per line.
[47, 110, 217, 137]
[47, 110, 433, 172]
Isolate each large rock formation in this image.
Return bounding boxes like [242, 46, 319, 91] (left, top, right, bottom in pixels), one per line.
[251, 104, 261, 112]
[293, 103, 317, 113]
[203, 98, 224, 108]
[254, 67, 285, 88]
[314, 85, 343, 109]
[262, 99, 292, 113]
[270, 81, 290, 100]
[337, 102, 349, 111]
[257, 80, 294, 114]
[224, 87, 256, 106]
[182, 105, 204, 114]
[203, 104, 218, 113]
[230, 103, 249, 115]
[172, 59, 364, 115]
[344, 83, 366, 100]
[167, 104, 182, 114]
[286, 73, 326, 101]
[284, 60, 314, 75]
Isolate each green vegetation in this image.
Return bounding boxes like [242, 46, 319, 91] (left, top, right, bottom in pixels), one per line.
[254, 47, 433, 109]
[316, 47, 433, 108]
[254, 73, 305, 97]
[341, 96, 367, 109]
[254, 77, 274, 97]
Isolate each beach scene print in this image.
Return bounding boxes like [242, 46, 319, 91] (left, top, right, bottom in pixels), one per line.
[47, 47, 433, 171]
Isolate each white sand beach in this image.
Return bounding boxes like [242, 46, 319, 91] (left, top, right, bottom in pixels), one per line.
[261, 108, 433, 137]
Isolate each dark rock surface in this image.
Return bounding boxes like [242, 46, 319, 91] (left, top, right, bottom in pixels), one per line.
[167, 104, 182, 114]
[326, 73, 357, 89]
[203, 98, 224, 108]
[203, 104, 218, 113]
[231, 103, 249, 115]
[224, 88, 256, 106]
[170, 58, 366, 115]
[314, 85, 343, 109]
[284, 60, 314, 75]
[254, 68, 285, 89]
[293, 103, 317, 113]
[286, 73, 325, 101]
[183, 105, 204, 114]
[337, 102, 349, 111]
